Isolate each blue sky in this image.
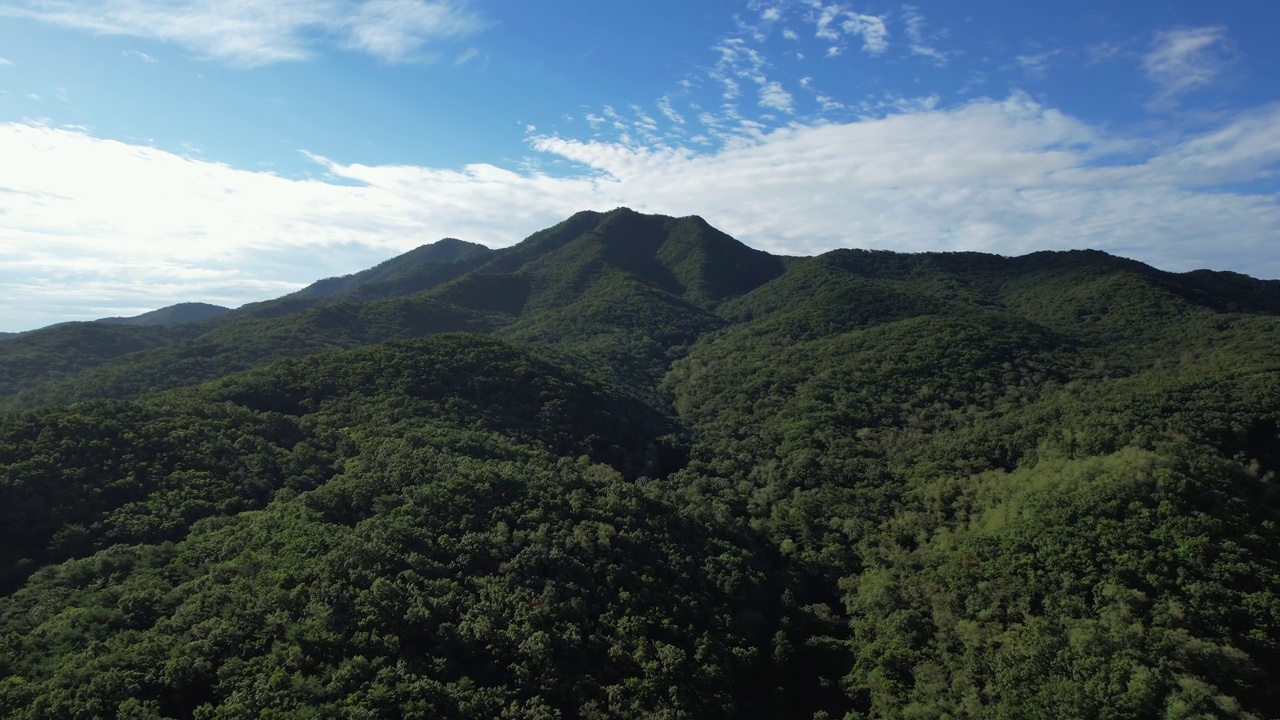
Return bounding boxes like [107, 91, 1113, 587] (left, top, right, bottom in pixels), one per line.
[1, 0, 1278, 331]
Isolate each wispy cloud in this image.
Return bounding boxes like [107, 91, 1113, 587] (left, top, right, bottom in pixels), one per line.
[1015, 49, 1060, 79]
[1085, 41, 1123, 66]
[758, 81, 794, 113]
[5, 96, 1280, 328]
[453, 47, 481, 66]
[122, 49, 158, 63]
[1143, 26, 1230, 110]
[701, 35, 800, 134]
[0, 57, 12, 66]
[657, 96, 686, 125]
[0, 0, 487, 67]
[343, 0, 483, 62]
[901, 4, 948, 65]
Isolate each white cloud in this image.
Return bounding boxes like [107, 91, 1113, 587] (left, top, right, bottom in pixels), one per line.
[758, 81, 794, 113]
[708, 39, 772, 106]
[1143, 26, 1229, 109]
[816, 95, 844, 111]
[657, 96, 686, 125]
[812, 3, 841, 40]
[805, 3, 887, 55]
[1138, 103, 1280, 186]
[842, 13, 888, 54]
[631, 105, 659, 129]
[0, 0, 486, 66]
[343, 0, 482, 62]
[761, 7, 781, 21]
[782, 28, 799, 41]
[601, 105, 628, 131]
[122, 49, 158, 63]
[0, 57, 12, 65]
[3, 96, 1279, 330]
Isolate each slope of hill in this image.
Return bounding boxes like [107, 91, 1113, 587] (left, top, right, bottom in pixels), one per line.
[97, 302, 231, 326]
[0, 239, 494, 404]
[232, 238, 493, 321]
[289, 237, 492, 300]
[1, 210, 1278, 719]
[11, 295, 510, 407]
[0, 321, 208, 399]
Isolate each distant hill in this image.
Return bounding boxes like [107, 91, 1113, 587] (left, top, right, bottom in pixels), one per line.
[0, 239, 494, 401]
[97, 301, 231, 326]
[12, 295, 509, 406]
[0, 322, 206, 399]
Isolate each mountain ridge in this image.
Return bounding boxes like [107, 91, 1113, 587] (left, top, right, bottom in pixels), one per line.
[5, 209, 1280, 409]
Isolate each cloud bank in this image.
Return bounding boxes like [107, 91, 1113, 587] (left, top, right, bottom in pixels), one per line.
[0, 0, 485, 66]
[2, 94, 1279, 330]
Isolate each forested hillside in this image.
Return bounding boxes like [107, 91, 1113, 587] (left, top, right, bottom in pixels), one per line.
[1, 209, 1278, 719]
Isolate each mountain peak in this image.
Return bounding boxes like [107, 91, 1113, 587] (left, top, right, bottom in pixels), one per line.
[496, 208, 785, 310]
[405, 237, 491, 261]
[97, 302, 231, 327]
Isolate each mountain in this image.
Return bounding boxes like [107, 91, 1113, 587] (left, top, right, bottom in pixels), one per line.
[1, 210, 1278, 719]
[1, 209, 787, 406]
[231, 237, 493, 320]
[97, 302, 231, 326]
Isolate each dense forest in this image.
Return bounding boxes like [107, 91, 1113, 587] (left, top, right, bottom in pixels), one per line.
[1, 208, 1278, 719]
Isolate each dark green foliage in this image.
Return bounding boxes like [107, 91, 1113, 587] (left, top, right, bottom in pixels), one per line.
[0, 398, 329, 594]
[0, 322, 204, 399]
[2, 210, 1279, 718]
[500, 208, 782, 314]
[10, 296, 507, 407]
